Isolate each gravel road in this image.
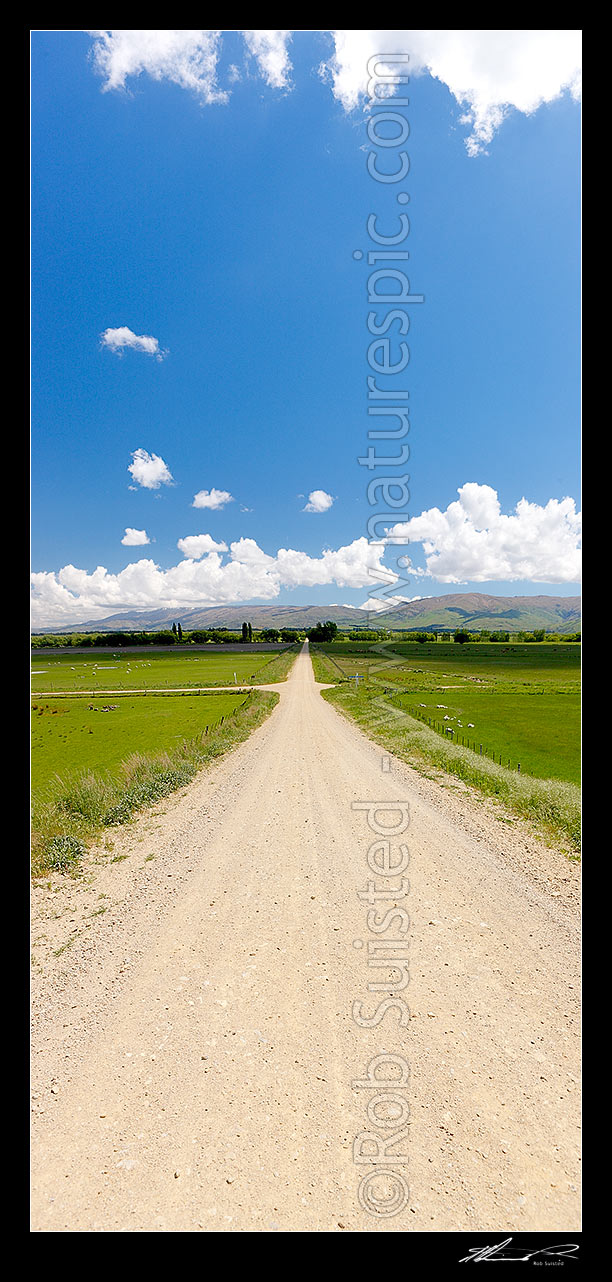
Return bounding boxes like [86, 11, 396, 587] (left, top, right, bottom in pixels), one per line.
[30, 644, 580, 1232]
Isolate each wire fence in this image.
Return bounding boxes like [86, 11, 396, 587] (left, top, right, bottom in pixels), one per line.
[398, 700, 521, 773]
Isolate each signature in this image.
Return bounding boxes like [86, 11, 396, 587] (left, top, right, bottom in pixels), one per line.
[460, 1237, 579, 1263]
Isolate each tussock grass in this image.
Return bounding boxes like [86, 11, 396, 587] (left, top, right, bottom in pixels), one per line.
[322, 684, 581, 852]
[31, 690, 279, 878]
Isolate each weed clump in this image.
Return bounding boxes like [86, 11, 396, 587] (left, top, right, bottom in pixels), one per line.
[44, 834, 86, 871]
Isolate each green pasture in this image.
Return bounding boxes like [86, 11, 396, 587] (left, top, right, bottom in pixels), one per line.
[31, 692, 247, 798]
[311, 641, 580, 789]
[313, 641, 580, 686]
[30, 646, 294, 693]
[391, 690, 579, 784]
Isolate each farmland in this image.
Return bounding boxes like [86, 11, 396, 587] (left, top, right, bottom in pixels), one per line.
[31, 692, 249, 798]
[310, 641, 581, 846]
[30, 645, 297, 876]
[31, 645, 296, 694]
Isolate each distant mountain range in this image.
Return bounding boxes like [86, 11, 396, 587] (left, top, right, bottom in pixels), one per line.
[40, 594, 581, 635]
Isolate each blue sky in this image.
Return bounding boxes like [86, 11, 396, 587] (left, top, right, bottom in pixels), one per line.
[31, 30, 581, 625]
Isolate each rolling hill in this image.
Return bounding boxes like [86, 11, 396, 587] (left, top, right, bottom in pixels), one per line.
[39, 594, 581, 635]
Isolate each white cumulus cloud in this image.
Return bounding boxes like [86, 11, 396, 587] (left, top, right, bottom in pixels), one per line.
[177, 533, 229, 559]
[192, 488, 234, 510]
[88, 29, 294, 102]
[30, 536, 396, 627]
[87, 30, 580, 154]
[121, 528, 150, 546]
[386, 483, 582, 583]
[322, 30, 581, 153]
[303, 489, 334, 513]
[101, 326, 168, 360]
[128, 448, 174, 491]
[88, 30, 228, 104]
[242, 30, 292, 89]
[360, 594, 425, 612]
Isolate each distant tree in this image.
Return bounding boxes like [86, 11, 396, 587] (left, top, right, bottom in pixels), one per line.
[454, 629, 470, 645]
[306, 620, 339, 642]
[241, 621, 249, 643]
[177, 622, 183, 642]
[532, 629, 545, 642]
[261, 628, 281, 642]
[248, 622, 253, 642]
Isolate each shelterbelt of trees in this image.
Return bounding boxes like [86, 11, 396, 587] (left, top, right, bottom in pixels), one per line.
[31, 624, 304, 648]
[32, 620, 580, 649]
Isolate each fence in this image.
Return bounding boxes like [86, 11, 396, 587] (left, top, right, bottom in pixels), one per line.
[390, 699, 522, 774]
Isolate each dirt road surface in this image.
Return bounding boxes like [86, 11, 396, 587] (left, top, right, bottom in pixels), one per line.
[31, 644, 580, 1232]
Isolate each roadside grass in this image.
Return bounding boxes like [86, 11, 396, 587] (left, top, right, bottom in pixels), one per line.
[246, 645, 299, 684]
[31, 689, 279, 879]
[315, 659, 580, 852]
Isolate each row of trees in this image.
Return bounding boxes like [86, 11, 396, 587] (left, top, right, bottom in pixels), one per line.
[32, 623, 580, 649]
[31, 625, 307, 648]
[452, 628, 581, 644]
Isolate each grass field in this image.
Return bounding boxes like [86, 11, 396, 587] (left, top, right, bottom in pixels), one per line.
[311, 642, 579, 782]
[30, 645, 296, 693]
[311, 641, 580, 848]
[30, 644, 299, 877]
[31, 688, 281, 878]
[32, 692, 248, 798]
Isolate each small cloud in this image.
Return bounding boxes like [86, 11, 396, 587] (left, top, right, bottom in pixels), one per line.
[303, 489, 334, 513]
[360, 594, 424, 612]
[121, 528, 150, 546]
[101, 326, 168, 360]
[88, 29, 228, 105]
[192, 488, 234, 510]
[242, 30, 293, 90]
[177, 533, 228, 560]
[128, 448, 174, 490]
